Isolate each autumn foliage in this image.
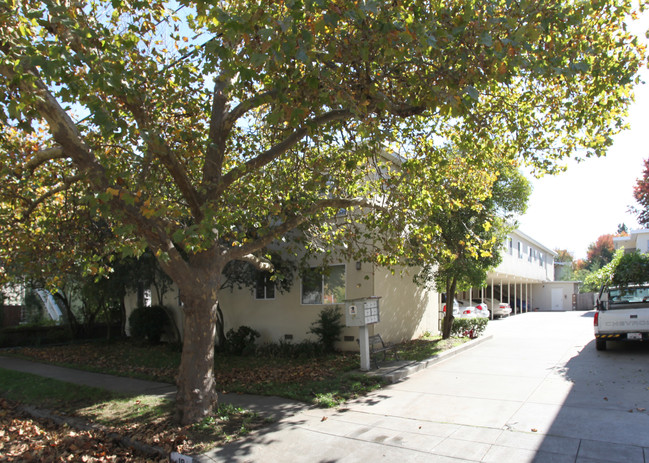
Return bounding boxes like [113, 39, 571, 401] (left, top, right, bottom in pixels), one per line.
[586, 234, 615, 269]
[633, 158, 649, 227]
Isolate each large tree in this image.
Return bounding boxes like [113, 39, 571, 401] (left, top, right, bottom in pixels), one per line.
[0, 1, 644, 423]
[586, 234, 616, 270]
[407, 151, 530, 338]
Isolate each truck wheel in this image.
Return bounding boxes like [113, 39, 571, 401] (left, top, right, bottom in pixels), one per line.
[595, 338, 607, 351]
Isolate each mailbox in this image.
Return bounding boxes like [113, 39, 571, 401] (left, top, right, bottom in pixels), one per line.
[345, 297, 380, 327]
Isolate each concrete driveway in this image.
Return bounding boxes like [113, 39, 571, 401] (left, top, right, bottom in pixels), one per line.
[201, 311, 649, 462]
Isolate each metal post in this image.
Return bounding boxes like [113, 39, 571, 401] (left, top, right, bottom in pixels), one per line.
[359, 325, 370, 371]
[490, 279, 494, 320]
[514, 281, 518, 315]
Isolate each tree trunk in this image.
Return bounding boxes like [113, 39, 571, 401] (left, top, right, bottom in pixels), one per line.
[174, 290, 219, 425]
[441, 277, 457, 339]
[215, 302, 226, 350]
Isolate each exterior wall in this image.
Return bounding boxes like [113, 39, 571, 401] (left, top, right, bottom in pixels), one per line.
[124, 260, 440, 350]
[495, 231, 555, 282]
[370, 266, 440, 343]
[123, 227, 555, 346]
[1, 284, 25, 327]
[530, 282, 579, 311]
[2, 283, 25, 307]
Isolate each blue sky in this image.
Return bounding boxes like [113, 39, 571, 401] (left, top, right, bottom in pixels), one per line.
[517, 11, 649, 260]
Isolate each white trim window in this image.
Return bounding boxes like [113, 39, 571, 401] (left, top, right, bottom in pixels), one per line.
[518, 242, 523, 259]
[255, 272, 275, 300]
[301, 264, 346, 305]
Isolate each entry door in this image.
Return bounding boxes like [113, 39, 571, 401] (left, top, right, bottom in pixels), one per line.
[551, 288, 563, 311]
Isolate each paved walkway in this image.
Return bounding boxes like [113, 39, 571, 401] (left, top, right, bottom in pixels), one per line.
[2, 312, 648, 462]
[201, 312, 649, 463]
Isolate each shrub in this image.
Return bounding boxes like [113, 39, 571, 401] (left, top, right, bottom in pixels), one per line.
[451, 318, 488, 339]
[309, 306, 344, 353]
[128, 305, 169, 344]
[225, 326, 260, 355]
[0, 325, 72, 347]
[255, 339, 326, 359]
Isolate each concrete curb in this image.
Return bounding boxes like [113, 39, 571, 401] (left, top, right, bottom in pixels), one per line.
[374, 334, 494, 383]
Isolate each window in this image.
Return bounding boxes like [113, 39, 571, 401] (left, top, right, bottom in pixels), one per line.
[143, 289, 152, 307]
[517, 242, 522, 259]
[255, 272, 275, 300]
[137, 283, 152, 307]
[528, 247, 533, 262]
[301, 265, 346, 304]
[508, 237, 513, 255]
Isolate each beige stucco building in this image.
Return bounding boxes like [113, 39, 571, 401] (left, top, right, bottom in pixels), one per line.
[125, 228, 566, 349]
[126, 260, 440, 350]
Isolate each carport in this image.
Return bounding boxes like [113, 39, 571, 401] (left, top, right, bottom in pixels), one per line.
[457, 272, 551, 319]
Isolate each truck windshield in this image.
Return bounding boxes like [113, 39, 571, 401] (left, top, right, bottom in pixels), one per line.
[609, 286, 649, 306]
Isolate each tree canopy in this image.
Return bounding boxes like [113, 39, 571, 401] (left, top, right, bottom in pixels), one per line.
[585, 234, 616, 271]
[1, 0, 646, 423]
[585, 248, 649, 290]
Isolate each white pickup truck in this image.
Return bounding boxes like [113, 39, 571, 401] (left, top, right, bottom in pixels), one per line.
[594, 285, 649, 351]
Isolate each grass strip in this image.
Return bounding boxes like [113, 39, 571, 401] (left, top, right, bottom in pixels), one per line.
[0, 367, 121, 411]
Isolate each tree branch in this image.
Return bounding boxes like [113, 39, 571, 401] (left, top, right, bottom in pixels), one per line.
[236, 254, 274, 272]
[224, 89, 278, 129]
[39, 9, 205, 222]
[23, 146, 68, 174]
[210, 108, 354, 198]
[21, 174, 84, 221]
[225, 197, 382, 262]
[202, 86, 279, 189]
[201, 80, 228, 187]
[0, 62, 193, 279]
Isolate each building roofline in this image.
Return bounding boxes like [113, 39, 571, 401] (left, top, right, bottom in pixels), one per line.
[613, 228, 649, 241]
[512, 229, 557, 256]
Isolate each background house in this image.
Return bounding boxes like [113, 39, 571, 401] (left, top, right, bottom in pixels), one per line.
[613, 228, 649, 253]
[455, 229, 565, 314]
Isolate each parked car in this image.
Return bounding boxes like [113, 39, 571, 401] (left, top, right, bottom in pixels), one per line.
[458, 299, 491, 318]
[594, 284, 649, 351]
[492, 300, 512, 318]
[444, 299, 475, 318]
[455, 300, 477, 318]
[473, 302, 490, 318]
[457, 305, 476, 319]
